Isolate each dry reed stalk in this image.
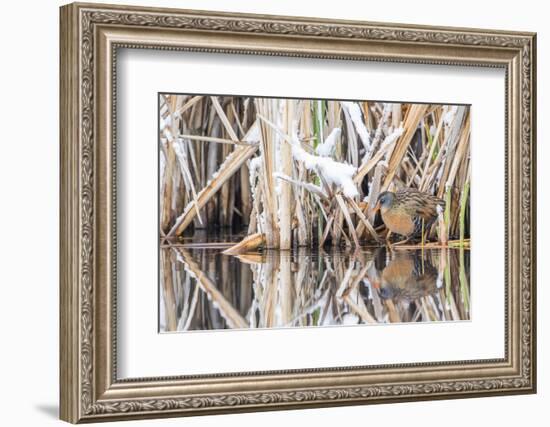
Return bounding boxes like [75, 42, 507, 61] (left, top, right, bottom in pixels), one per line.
[161, 132, 176, 233]
[256, 99, 280, 248]
[205, 119, 220, 223]
[160, 251, 178, 331]
[446, 289, 461, 321]
[436, 106, 467, 198]
[235, 253, 265, 265]
[334, 216, 351, 247]
[444, 113, 471, 194]
[336, 194, 360, 247]
[279, 254, 294, 325]
[223, 233, 266, 255]
[419, 114, 448, 192]
[319, 216, 334, 247]
[172, 242, 235, 249]
[175, 129, 204, 228]
[261, 256, 279, 327]
[438, 209, 448, 245]
[385, 299, 401, 323]
[181, 284, 200, 331]
[189, 98, 203, 131]
[248, 178, 262, 235]
[366, 163, 385, 222]
[383, 104, 429, 189]
[240, 162, 252, 222]
[353, 136, 395, 185]
[280, 100, 294, 250]
[176, 249, 248, 329]
[274, 173, 328, 200]
[341, 105, 359, 166]
[347, 197, 380, 243]
[220, 139, 232, 226]
[340, 260, 371, 298]
[230, 100, 246, 136]
[176, 134, 256, 146]
[343, 293, 377, 323]
[300, 101, 314, 246]
[392, 103, 402, 128]
[174, 95, 203, 117]
[365, 103, 391, 161]
[210, 96, 240, 142]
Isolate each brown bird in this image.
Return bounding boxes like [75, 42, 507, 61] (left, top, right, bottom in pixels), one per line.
[373, 188, 445, 242]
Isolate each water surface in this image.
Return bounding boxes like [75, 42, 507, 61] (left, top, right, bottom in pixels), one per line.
[159, 242, 470, 332]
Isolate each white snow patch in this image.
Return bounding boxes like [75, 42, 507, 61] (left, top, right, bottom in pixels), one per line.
[254, 115, 359, 197]
[379, 127, 404, 161]
[315, 127, 341, 157]
[244, 121, 261, 143]
[382, 126, 404, 147]
[290, 130, 359, 198]
[172, 139, 186, 166]
[163, 128, 174, 141]
[341, 102, 371, 149]
[175, 250, 185, 264]
[249, 156, 263, 175]
[160, 115, 172, 132]
[443, 106, 458, 126]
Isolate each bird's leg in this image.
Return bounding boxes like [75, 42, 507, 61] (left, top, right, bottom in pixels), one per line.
[385, 231, 393, 248]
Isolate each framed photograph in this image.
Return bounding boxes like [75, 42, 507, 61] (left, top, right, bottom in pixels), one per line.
[60, 2, 537, 423]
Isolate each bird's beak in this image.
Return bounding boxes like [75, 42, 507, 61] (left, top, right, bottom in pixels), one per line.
[373, 201, 381, 213]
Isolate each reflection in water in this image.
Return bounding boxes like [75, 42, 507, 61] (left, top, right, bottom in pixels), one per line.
[159, 245, 470, 332]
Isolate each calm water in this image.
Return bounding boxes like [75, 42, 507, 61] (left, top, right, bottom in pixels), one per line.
[159, 239, 470, 332]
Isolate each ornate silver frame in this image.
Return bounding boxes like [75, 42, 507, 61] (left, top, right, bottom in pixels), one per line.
[60, 2, 536, 423]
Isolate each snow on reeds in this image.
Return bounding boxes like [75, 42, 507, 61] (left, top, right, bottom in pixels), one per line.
[159, 95, 470, 248]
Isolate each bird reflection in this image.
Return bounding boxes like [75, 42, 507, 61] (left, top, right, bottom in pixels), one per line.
[373, 248, 439, 302]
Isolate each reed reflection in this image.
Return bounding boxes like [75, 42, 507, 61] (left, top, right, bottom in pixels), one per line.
[160, 245, 469, 332]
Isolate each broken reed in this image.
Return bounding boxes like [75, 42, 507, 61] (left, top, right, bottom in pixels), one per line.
[159, 95, 471, 248]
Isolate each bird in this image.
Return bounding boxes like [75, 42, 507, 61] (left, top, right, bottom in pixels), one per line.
[373, 188, 445, 243]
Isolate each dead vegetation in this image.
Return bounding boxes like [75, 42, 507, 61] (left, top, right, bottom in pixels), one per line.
[159, 94, 470, 249]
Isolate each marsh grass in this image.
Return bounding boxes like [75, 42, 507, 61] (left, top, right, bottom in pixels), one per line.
[159, 95, 470, 249]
